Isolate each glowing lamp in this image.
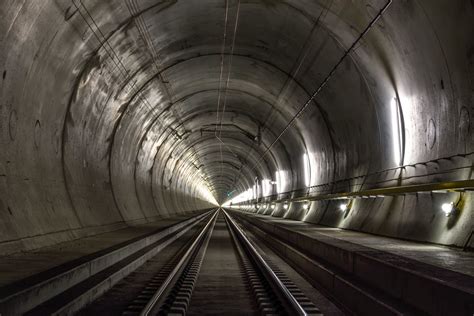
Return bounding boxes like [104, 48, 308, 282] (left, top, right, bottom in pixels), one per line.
[441, 202, 455, 217]
[339, 203, 348, 211]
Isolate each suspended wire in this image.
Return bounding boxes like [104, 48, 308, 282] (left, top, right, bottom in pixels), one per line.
[217, 0, 241, 199]
[72, 0, 174, 136]
[218, 0, 241, 138]
[124, 2, 187, 125]
[230, 0, 393, 194]
[226, 0, 333, 193]
[72, 0, 212, 193]
[211, 0, 231, 200]
[124, 0, 185, 134]
[214, 0, 230, 134]
[124, 0, 208, 189]
[213, 0, 243, 200]
[74, 1, 153, 108]
[125, 0, 160, 70]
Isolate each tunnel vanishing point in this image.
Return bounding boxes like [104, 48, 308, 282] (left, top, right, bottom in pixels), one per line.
[0, 0, 473, 315]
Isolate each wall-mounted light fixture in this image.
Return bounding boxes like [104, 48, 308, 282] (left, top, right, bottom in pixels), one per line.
[283, 203, 289, 210]
[339, 203, 349, 211]
[441, 202, 456, 217]
[271, 204, 276, 209]
[275, 170, 286, 194]
[303, 153, 311, 187]
[262, 179, 272, 196]
[302, 203, 310, 210]
[391, 97, 404, 166]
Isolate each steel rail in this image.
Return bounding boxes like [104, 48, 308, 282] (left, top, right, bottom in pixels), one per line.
[223, 210, 307, 316]
[139, 209, 219, 316]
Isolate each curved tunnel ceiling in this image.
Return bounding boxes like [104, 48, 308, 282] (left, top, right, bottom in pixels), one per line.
[0, 0, 473, 249]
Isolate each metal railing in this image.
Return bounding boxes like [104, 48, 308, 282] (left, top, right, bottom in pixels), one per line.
[235, 179, 474, 206]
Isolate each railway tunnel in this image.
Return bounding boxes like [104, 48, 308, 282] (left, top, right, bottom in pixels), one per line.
[0, 0, 473, 314]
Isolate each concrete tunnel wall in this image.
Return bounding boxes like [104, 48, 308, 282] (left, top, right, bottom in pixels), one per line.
[0, 0, 473, 254]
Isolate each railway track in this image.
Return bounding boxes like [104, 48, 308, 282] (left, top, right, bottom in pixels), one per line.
[78, 209, 322, 315]
[5, 206, 471, 315]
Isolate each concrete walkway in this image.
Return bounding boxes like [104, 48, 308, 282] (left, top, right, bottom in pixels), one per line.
[246, 212, 474, 277]
[0, 213, 205, 291]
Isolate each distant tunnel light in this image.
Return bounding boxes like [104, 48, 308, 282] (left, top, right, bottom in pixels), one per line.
[271, 204, 275, 209]
[275, 171, 281, 193]
[275, 170, 287, 194]
[255, 182, 260, 198]
[283, 203, 289, 210]
[302, 203, 310, 210]
[391, 97, 404, 166]
[441, 202, 455, 217]
[339, 203, 348, 211]
[303, 153, 311, 187]
[262, 179, 272, 196]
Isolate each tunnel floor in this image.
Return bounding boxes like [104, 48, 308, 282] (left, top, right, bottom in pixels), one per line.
[186, 213, 258, 315]
[0, 210, 472, 315]
[1, 211, 472, 292]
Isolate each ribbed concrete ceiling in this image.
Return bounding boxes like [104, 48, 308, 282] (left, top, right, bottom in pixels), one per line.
[1, 0, 473, 251]
[63, 0, 385, 204]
